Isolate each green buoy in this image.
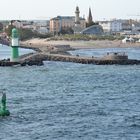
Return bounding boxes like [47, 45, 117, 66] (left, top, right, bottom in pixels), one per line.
[11, 28, 19, 62]
[0, 93, 10, 116]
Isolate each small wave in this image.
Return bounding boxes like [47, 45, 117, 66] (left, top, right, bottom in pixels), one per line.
[129, 124, 140, 128]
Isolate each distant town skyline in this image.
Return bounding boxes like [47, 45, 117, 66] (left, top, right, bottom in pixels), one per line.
[1, 0, 140, 20]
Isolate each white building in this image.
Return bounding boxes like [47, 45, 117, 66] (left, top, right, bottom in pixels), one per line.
[122, 37, 134, 43]
[22, 21, 34, 30]
[99, 20, 122, 33]
[33, 20, 49, 34]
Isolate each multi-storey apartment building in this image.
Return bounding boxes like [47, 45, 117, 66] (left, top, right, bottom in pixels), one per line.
[33, 20, 50, 34]
[99, 19, 122, 33]
[50, 6, 86, 34]
[99, 19, 140, 34]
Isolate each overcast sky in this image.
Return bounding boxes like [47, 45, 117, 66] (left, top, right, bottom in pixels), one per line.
[0, 0, 140, 20]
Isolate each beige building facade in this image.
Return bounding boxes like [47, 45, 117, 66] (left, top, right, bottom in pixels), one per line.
[50, 17, 60, 33]
[50, 7, 86, 33]
[50, 16, 85, 33]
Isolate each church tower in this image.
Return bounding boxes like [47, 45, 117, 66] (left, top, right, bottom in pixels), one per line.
[87, 7, 93, 24]
[75, 6, 80, 26]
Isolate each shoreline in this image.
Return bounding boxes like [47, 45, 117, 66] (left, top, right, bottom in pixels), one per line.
[21, 38, 140, 51]
[1, 38, 140, 66]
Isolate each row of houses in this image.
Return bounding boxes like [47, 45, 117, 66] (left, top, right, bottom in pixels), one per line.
[8, 19, 140, 35]
[99, 19, 140, 35]
[8, 6, 87, 35]
[1, 6, 140, 35]
[9, 20, 50, 34]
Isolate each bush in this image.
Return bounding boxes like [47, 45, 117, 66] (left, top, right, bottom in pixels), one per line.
[5, 25, 53, 40]
[48, 34, 123, 41]
[5, 25, 15, 37]
[19, 28, 35, 40]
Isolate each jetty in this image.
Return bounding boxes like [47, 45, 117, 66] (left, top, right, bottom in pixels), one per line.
[1, 27, 140, 66]
[21, 52, 140, 65]
[0, 41, 140, 66]
[1, 51, 140, 66]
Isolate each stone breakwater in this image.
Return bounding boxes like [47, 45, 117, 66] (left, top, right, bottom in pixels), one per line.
[1, 52, 140, 66]
[1, 52, 139, 67]
[27, 53, 140, 65]
[1, 47, 140, 66]
[0, 56, 43, 66]
[1, 42, 140, 66]
[0, 60, 20, 66]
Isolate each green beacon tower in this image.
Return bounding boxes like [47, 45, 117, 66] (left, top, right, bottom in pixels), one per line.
[11, 28, 19, 62]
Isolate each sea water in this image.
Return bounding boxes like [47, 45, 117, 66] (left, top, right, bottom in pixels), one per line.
[0, 46, 140, 140]
[0, 44, 34, 59]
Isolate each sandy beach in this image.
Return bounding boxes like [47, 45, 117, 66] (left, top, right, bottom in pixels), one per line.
[21, 38, 140, 52]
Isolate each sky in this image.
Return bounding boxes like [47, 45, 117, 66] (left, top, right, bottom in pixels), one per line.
[0, 0, 140, 20]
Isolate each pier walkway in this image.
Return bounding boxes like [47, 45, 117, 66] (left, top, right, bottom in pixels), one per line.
[1, 52, 140, 66]
[1, 52, 140, 67]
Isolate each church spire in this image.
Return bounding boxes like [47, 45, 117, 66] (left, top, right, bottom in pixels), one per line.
[87, 7, 93, 24]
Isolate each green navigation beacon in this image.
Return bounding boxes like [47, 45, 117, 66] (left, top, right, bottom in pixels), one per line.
[0, 93, 10, 116]
[11, 28, 19, 62]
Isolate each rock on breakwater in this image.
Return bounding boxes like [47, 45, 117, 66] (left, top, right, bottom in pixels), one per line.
[1, 52, 140, 66]
[18, 53, 140, 65]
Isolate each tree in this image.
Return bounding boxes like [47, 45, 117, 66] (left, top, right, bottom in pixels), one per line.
[60, 27, 74, 35]
[86, 22, 99, 28]
[5, 25, 36, 40]
[5, 25, 52, 40]
[5, 25, 16, 36]
[0, 23, 3, 31]
[18, 28, 35, 40]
